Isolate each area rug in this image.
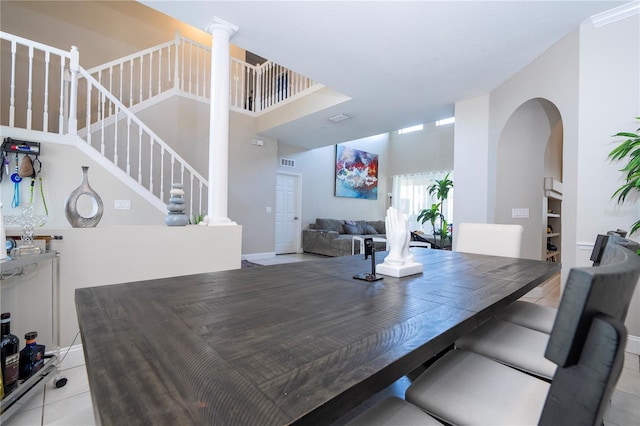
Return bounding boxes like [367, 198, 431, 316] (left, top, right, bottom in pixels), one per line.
[241, 260, 263, 268]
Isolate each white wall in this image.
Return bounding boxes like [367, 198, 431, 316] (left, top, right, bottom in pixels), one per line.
[454, 95, 491, 231]
[454, 14, 640, 347]
[2, 225, 242, 349]
[577, 14, 640, 341]
[1, 139, 165, 227]
[277, 134, 391, 231]
[277, 125, 455, 233]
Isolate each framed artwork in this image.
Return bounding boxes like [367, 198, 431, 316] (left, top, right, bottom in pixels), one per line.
[335, 145, 378, 199]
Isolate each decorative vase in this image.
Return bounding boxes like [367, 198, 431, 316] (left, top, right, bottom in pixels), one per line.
[64, 166, 104, 228]
[165, 183, 189, 226]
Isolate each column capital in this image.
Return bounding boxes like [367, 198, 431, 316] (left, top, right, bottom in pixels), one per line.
[205, 16, 239, 37]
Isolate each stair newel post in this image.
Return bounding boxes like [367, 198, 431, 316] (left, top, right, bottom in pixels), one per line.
[67, 45, 79, 135]
[173, 30, 181, 90]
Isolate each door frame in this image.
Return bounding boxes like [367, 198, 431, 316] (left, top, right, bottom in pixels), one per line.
[276, 172, 303, 254]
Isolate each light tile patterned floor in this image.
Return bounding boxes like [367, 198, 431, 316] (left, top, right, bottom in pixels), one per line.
[4, 254, 638, 425]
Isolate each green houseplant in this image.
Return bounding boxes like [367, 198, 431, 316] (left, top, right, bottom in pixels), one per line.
[417, 172, 453, 249]
[607, 117, 640, 235]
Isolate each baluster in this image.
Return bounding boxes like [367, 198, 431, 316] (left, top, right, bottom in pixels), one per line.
[58, 56, 65, 133]
[136, 128, 143, 184]
[126, 115, 131, 175]
[43, 51, 50, 132]
[180, 38, 185, 92]
[149, 138, 154, 194]
[198, 180, 204, 219]
[148, 52, 153, 99]
[160, 146, 165, 202]
[109, 66, 114, 116]
[158, 48, 163, 94]
[113, 104, 119, 167]
[170, 157, 176, 195]
[119, 64, 124, 107]
[67, 46, 79, 135]
[129, 58, 134, 107]
[195, 46, 200, 96]
[173, 31, 180, 89]
[100, 91, 106, 155]
[9, 40, 16, 126]
[188, 42, 193, 94]
[27, 45, 33, 129]
[139, 55, 144, 104]
[189, 174, 195, 219]
[85, 78, 91, 145]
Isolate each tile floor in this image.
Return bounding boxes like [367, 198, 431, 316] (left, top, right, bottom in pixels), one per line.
[3, 253, 638, 425]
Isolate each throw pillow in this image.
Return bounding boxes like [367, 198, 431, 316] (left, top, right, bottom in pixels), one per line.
[363, 224, 378, 235]
[343, 223, 362, 234]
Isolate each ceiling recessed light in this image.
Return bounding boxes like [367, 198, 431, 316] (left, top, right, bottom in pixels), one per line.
[328, 114, 351, 122]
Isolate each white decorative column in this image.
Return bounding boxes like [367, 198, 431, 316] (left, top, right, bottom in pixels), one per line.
[205, 17, 238, 226]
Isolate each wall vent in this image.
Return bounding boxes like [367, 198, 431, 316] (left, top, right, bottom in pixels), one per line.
[280, 158, 295, 168]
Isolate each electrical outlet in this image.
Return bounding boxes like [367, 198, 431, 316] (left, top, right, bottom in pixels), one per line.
[511, 208, 529, 218]
[115, 200, 131, 210]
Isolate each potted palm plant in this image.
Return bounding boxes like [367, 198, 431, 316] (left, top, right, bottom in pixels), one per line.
[608, 117, 640, 235]
[417, 172, 453, 249]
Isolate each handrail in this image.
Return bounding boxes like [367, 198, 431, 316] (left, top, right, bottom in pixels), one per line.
[1, 30, 320, 219]
[75, 67, 208, 218]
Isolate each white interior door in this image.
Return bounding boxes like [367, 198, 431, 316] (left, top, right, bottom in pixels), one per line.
[275, 173, 300, 254]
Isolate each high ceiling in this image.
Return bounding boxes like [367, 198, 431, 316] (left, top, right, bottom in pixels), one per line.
[140, 1, 629, 149]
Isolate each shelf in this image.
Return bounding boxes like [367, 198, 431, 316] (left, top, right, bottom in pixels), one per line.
[547, 213, 560, 218]
[1, 355, 57, 421]
[547, 233, 560, 238]
[1, 251, 57, 275]
[1, 251, 64, 423]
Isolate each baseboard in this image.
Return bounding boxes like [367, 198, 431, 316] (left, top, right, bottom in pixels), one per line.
[242, 252, 276, 261]
[626, 335, 640, 355]
[56, 344, 86, 370]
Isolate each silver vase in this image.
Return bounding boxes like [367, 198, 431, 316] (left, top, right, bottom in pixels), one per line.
[65, 166, 104, 228]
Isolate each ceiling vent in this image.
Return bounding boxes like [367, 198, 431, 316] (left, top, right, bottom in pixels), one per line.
[328, 113, 351, 123]
[280, 158, 295, 168]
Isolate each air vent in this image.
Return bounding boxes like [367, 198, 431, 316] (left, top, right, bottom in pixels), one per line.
[280, 158, 295, 168]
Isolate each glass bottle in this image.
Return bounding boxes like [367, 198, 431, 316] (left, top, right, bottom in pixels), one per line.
[19, 331, 45, 380]
[1, 313, 20, 395]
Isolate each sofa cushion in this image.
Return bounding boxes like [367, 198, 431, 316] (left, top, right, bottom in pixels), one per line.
[316, 218, 345, 233]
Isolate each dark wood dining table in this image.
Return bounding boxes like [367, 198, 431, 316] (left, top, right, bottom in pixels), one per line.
[75, 248, 560, 425]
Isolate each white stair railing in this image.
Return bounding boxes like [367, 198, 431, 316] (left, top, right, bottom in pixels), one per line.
[0, 31, 70, 135]
[75, 68, 208, 219]
[1, 30, 320, 217]
[84, 31, 320, 115]
[0, 31, 207, 219]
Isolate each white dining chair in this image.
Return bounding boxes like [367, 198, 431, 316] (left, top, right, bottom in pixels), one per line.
[454, 222, 523, 258]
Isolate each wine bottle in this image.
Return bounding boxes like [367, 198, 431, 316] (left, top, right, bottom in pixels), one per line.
[1, 312, 20, 395]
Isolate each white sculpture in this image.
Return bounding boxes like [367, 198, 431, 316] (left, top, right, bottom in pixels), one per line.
[376, 207, 423, 277]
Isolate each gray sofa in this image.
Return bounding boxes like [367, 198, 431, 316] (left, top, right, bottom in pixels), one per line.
[302, 218, 386, 257]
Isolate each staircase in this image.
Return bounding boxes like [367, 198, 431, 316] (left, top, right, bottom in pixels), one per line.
[0, 30, 320, 219]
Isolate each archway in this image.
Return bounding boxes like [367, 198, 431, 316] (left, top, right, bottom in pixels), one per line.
[495, 98, 563, 260]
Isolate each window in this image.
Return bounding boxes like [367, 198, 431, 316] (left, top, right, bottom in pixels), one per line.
[398, 124, 424, 134]
[392, 171, 453, 233]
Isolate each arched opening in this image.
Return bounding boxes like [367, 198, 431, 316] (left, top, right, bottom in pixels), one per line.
[495, 98, 563, 260]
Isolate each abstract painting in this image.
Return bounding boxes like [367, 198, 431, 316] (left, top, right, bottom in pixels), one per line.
[335, 145, 378, 199]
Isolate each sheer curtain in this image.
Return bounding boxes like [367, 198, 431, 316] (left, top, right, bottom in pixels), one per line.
[391, 171, 453, 233]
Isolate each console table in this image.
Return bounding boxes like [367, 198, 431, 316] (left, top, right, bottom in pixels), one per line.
[76, 249, 559, 425]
